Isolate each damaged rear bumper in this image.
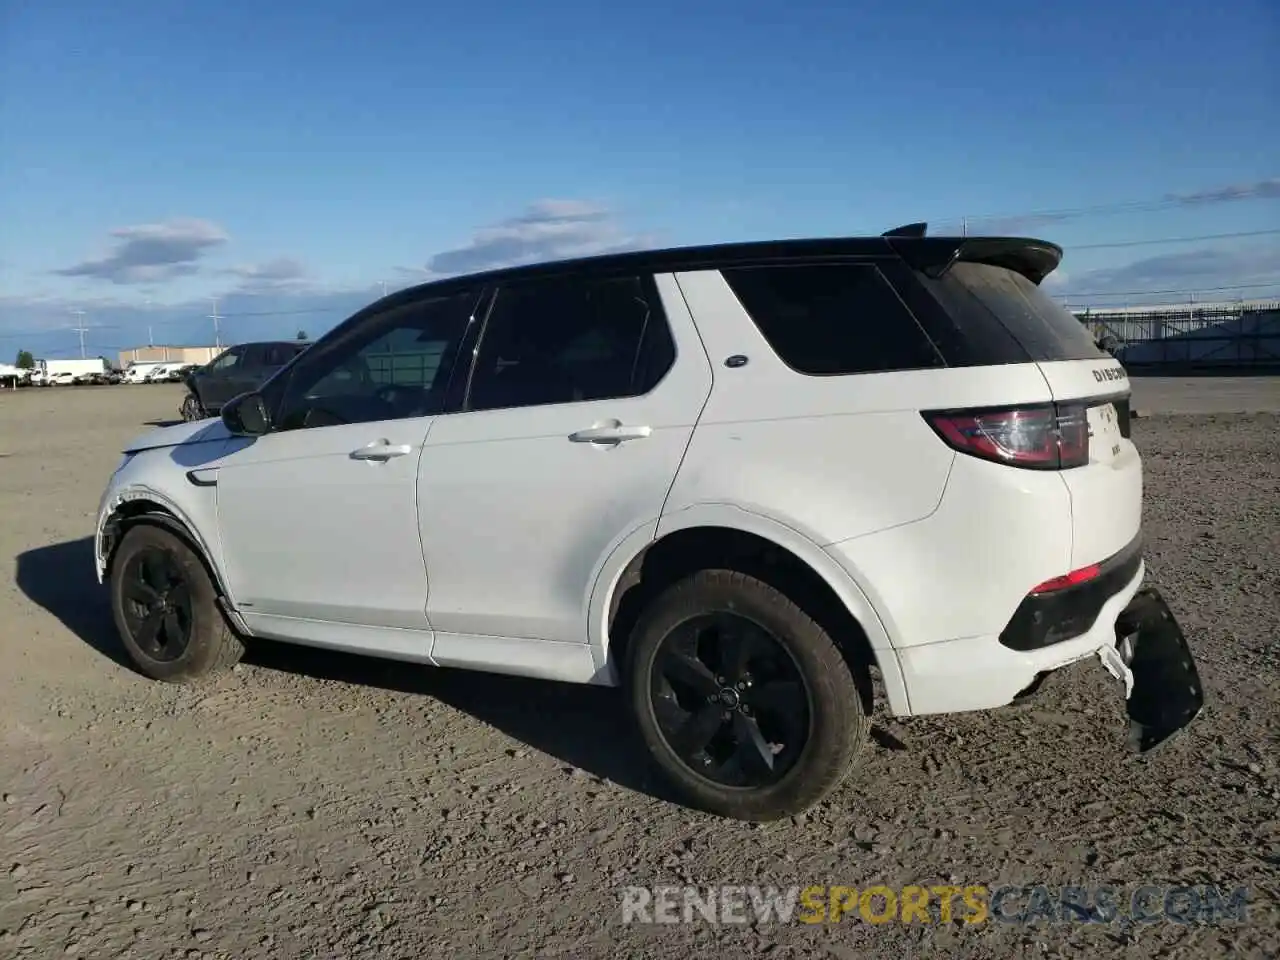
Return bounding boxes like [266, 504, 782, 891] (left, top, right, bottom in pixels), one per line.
[1102, 586, 1205, 753]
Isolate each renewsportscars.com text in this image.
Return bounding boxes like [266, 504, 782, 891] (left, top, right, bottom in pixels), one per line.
[620, 884, 1249, 926]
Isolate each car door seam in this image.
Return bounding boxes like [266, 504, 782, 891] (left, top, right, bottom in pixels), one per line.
[655, 273, 717, 527]
[414, 416, 438, 632]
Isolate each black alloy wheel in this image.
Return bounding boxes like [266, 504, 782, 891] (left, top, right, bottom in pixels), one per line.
[649, 611, 813, 788]
[109, 525, 244, 682]
[119, 547, 195, 662]
[627, 569, 869, 821]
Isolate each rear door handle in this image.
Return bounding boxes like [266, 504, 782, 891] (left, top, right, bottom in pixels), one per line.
[350, 440, 413, 461]
[568, 423, 652, 444]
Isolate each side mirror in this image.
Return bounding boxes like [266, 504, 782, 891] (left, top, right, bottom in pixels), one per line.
[221, 391, 271, 436]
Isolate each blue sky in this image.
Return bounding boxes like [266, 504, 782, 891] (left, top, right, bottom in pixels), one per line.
[1, 0, 1277, 360]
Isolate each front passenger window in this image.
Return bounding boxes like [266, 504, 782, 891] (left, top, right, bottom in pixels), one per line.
[273, 291, 475, 430]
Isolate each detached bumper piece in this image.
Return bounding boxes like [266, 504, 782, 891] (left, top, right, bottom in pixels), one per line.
[1115, 588, 1205, 753]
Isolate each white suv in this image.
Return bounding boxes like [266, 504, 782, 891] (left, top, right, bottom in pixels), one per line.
[94, 228, 1204, 821]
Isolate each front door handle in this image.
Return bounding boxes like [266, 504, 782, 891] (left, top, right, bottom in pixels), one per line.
[568, 422, 652, 444]
[350, 440, 413, 461]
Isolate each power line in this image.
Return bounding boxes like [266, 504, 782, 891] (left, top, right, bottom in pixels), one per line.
[1071, 228, 1280, 251]
[0, 325, 119, 341]
[931, 182, 1280, 231]
[1059, 279, 1280, 299]
[195, 305, 335, 319]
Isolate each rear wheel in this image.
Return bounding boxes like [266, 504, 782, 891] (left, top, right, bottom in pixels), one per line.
[627, 569, 868, 821]
[109, 525, 243, 682]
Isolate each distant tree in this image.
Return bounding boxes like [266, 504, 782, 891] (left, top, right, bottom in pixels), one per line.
[296, 329, 308, 340]
[15, 350, 34, 369]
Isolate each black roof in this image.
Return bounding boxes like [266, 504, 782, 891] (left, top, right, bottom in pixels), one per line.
[382, 229, 1064, 307]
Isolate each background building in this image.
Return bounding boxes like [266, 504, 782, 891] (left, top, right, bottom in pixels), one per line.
[117, 345, 223, 368]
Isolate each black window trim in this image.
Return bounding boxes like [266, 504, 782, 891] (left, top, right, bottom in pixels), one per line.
[458, 271, 678, 414]
[721, 257, 948, 378]
[263, 286, 489, 432]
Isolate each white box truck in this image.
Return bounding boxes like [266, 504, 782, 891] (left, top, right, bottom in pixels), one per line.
[123, 361, 167, 384]
[31, 358, 109, 386]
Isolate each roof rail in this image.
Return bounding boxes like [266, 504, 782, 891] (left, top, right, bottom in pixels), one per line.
[881, 222, 928, 238]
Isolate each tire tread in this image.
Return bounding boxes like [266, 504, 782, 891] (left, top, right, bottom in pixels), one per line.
[110, 524, 244, 683]
[627, 568, 870, 821]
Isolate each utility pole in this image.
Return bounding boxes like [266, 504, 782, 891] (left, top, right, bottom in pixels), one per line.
[70, 309, 89, 359]
[209, 297, 223, 349]
[380, 281, 389, 298]
[144, 298, 154, 347]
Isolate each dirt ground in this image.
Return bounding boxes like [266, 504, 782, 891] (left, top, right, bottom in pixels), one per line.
[1, 383, 1277, 960]
[1127, 376, 1280, 416]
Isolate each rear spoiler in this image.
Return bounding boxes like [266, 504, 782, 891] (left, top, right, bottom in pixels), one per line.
[883, 226, 1063, 285]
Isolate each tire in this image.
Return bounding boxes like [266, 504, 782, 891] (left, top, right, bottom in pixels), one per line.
[180, 393, 206, 422]
[627, 569, 869, 822]
[109, 524, 243, 682]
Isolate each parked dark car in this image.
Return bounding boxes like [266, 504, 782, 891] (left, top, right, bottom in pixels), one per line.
[166, 363, 200, 383]
[181, 341, 310, 420]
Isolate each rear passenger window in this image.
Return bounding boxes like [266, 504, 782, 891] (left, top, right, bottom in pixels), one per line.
[468, 274, 675, 412]
[722, 264, 944, 375]
[239, 344, 267, 368]
[262, 344, 296, 367]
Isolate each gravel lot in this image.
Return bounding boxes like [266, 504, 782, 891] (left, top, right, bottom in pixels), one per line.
[1, 383, 1277, 960]
[1129, 377, 1280, 416]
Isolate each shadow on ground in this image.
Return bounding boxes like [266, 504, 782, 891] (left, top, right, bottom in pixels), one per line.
[15, 536, 667, 801]
[144, 419, 183, 427]
[248, 640, 672, 801]
[15, 537, 134, 670]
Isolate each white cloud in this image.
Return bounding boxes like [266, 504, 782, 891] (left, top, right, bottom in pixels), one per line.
[420, 199, 649, 277]
[1165, 178, 1280, 206]
[1056, 246, 1280, 302]
[54, 218, 229, 285]
[221, 257, 309, 292]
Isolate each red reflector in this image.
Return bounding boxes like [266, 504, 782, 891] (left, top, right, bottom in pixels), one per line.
[1029, 564, 1101, 594]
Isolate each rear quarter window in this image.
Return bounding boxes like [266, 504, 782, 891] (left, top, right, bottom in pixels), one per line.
[721, 263, 945, 375]
[919, 262, 1107, 362]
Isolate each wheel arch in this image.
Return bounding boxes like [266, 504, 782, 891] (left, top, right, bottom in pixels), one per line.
[589, 507, 910, 716]
[99, 493, 233, 610]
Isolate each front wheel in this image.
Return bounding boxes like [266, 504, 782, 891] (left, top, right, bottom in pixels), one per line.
[180, 393, 206, 422]
[626, 569, 869, 822]
[109, 525, 244, 682]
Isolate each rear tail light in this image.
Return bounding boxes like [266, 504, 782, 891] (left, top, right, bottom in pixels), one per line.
[923, 403, 1089, 470]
